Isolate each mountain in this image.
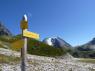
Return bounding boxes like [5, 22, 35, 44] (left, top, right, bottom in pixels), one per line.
[0, 22, 12, 36]
[0, 23, 70, 57]
[76, 38, 95, 51]
[43, 37, 72, 48]
[72, 38, 95, 58]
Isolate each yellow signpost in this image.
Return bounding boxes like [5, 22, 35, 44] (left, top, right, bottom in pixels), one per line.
[20, 14, 40, 71]
[20, 21, 28, 30]
[20, 15, 28, 30]
[23, 30, 39, 39]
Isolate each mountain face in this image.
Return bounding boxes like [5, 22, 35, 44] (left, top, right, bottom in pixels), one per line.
[0, 22, 12, 36]
[43, 37, 72, 48]
[72, 38, 95, 58]
[76, 38, 95, 51]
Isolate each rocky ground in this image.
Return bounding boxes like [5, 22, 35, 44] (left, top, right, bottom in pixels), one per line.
[0, 48, 95, 71]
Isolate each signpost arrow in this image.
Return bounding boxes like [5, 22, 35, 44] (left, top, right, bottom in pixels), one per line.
[23, 29, 39, 39]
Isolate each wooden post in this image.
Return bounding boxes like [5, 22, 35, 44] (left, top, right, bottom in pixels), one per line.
[20, 14, 28, 71]
[21, 30, 27, 71]
[21, 37, 27, 71]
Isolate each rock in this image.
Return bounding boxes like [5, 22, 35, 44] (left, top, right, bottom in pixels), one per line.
[55, 53, 74, 60]
[0, 22, 12, 36]
[0, 48, 95, 71]
[43, 37, 72, 48]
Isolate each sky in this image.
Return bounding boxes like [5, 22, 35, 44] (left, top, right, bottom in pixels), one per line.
[0, 0, 95, 46]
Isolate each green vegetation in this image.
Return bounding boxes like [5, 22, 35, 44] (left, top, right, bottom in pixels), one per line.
[0, 54, 20, 64]
[0, 35, 68, 57]
[1, 34, 95, 58]
[69, 68, 72, 71]
[79, 58, 95, 63]
[27, 39, 67, 57]
[69, 47, 95, 58]
[0, 35, 22, 43]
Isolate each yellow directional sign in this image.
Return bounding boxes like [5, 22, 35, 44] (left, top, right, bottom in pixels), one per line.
[23, 30, 39, 39]
[20, 14, 40, 71]
[20, 14, 28, 30]
[20, 21, 28, 30]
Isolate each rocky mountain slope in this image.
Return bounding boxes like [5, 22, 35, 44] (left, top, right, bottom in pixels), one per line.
[43, 37, 72, 48]
[72, 38, 95, 58]
[0, 22, 12, 36]
[76, 38, 95, 51]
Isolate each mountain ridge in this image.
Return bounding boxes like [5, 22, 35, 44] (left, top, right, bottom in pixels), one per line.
[43, 37, 72, 49]
[0, 22, 12, 36]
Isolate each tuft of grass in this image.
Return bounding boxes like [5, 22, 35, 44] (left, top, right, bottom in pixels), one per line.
[79, 58, 95, 63]
[0, 54, 20, 64]
[69, 68, 72, 71]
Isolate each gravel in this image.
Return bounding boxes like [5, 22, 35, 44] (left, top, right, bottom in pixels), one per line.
[0, 48, 95, 71]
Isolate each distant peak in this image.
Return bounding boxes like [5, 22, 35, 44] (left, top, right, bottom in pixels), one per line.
[48, 36, 60, 39]
[92, 37, 95, 40]
[43, 36, 72, 48]
[0, 22, 12, 36]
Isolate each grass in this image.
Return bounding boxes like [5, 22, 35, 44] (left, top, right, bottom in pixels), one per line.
[10, 37, 67, 57]
[0, 35, 68, 57]
[79, 58, 95, 63]
[27, 39, 66, 57]
[0, 54, 20, 64]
